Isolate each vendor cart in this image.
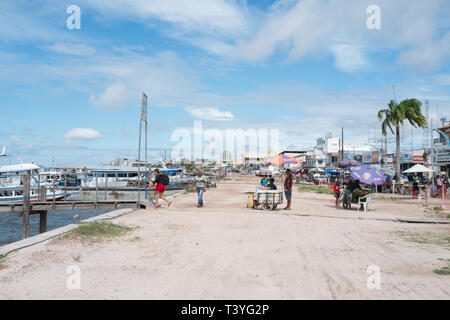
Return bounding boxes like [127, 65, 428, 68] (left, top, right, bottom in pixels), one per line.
[249, 190, 283, 210]
[342, 189, 372, 211]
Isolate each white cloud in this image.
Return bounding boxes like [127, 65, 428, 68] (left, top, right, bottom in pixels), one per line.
[64, 128, 102, 140]
[330, 43, 368, 72]
[397, 32, 450, 71]
[84, 0, 247, 36]
[46, 43, 96, 56]
[232, 0, 331, 62]
[89, 82, 128, 111]
[185, 107, 234, 121]
[10, 135, 21, 143]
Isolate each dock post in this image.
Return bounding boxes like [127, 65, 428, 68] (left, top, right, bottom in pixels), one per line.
[95, 173, 99, 216]
[64, 172, 67, 202]
[22, 172, 31, 239]
[52, 175, 56, 209]
[38, 187, 48, 234]
[39, 211, 47, 234]
[104, 172, 108, 200]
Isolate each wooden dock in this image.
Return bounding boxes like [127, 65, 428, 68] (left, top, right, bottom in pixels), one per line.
[2, 170, 152, 240]
[0, 200, 147, 214]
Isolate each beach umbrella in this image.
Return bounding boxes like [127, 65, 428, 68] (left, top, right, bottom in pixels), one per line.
[371, 168, 386, 185]
[337, 160, 362, 168]
[350, 166, 386, 185]
[264, 154, 301, 166]
[402, 164, 433, 173]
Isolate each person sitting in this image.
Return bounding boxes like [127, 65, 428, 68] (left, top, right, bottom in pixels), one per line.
[261, 177, 268, 187]
[341, 178, 361, 209]
[267, 178, 277, 190]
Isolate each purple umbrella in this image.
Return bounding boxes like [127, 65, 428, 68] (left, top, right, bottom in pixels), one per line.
[371, 168, 386, 185]
[350, 166, 386, 185]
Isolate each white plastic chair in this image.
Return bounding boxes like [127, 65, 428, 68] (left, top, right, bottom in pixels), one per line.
[358, 194, 372, 213]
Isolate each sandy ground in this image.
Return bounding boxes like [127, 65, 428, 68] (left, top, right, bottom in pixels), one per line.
[0, 176, 449, 300]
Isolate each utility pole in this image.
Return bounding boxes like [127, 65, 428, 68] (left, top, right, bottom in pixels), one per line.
[431, 118, 435, 188]
[137, 93, 148, 207]
[341, 126, 344, 161]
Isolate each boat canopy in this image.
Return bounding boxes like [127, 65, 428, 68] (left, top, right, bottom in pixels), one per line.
[0, 163, 40, 174]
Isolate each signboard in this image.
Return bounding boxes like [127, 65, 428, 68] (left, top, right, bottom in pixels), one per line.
[436, 150, 450, 163]
[372, 151, 379, 163]
[141, 93, 148, 122]
[412, 155, 425, 163]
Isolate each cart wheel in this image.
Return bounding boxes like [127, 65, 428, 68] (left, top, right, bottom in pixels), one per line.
[262, 201, 272, 210]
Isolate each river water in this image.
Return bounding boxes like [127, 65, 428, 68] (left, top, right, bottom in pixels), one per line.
[0, 190, 176, 247]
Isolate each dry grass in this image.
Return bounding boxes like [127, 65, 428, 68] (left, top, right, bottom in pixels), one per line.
[60, 222, 134, 243]
[392, 231, 450, 248]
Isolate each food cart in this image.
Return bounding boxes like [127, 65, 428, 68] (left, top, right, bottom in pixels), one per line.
[248, 190, 283, 210]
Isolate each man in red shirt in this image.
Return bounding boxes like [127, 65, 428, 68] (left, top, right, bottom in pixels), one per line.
[332, 180, 342, 208]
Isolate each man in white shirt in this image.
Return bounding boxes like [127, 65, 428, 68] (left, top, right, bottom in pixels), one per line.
[193, 171, 207, 208]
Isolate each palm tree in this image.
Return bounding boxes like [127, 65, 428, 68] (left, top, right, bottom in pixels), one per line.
[377, 98, 427, 182]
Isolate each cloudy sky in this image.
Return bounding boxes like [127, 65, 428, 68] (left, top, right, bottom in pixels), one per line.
[1, 0, 449, 166]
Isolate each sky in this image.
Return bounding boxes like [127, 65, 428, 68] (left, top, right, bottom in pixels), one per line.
[0, 0, 449, 166]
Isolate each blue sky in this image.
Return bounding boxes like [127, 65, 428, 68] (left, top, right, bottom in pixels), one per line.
[1, 0, 449, 166]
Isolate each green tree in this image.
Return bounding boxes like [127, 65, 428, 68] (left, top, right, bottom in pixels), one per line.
[180, 160, 195, 172]
[378, 98, 427, 182]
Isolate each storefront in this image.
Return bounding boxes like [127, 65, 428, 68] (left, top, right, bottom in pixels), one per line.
[436, 147, 450, 176]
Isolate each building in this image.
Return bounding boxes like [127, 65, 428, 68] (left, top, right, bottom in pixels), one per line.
[222, 151, 232, 164]
[434, 124, 450, 175]
[399, 148, 427, 172]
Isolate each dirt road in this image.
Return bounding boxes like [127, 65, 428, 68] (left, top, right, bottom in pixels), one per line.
[0, 177, 449, 299]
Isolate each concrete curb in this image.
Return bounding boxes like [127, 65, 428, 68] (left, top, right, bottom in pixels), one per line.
[0, 208, 134, 258]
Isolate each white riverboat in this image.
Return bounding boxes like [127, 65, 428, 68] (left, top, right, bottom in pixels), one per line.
[0, 163, 79, 204]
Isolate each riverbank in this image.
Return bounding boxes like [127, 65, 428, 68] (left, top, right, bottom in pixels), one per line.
[0, 176, 449, 299]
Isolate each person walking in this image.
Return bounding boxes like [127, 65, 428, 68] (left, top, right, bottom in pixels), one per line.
[436, 175, 443, 197]
[194, 170, 207, 208]
[332, 180, 342, 208]
[150, 169, 171, 208]
[283, 169, 293, 210]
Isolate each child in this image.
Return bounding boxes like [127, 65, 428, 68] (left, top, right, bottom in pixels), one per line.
[332, 180, 342, 208]
[267, 178, 277, 190]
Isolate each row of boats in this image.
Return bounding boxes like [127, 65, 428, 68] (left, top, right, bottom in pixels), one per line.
[0, 162, 192, 205]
